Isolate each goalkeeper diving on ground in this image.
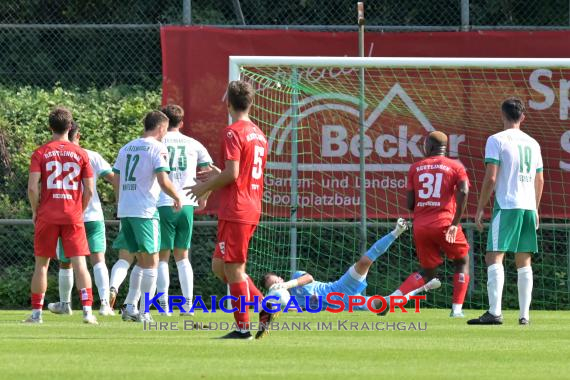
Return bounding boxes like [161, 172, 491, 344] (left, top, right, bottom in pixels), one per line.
[261, 219, 441, 314]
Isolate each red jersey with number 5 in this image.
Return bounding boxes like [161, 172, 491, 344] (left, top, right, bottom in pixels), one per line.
[217, 120, 267, 225]
[30, 140, 93, 224]
[407, 155, 469, 228]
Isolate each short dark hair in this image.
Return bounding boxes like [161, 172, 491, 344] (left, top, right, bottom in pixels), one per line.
[68, 121, 80, 141]
[261, 272, 278, 290]
[227, 80, 254, 112]
[161, 104, 184, 129]
[49, 107, 73, 134]
[501, 97, 525, 122]
[143, 111, 169, 131]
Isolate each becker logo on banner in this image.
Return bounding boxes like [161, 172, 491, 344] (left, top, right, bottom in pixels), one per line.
[160, 27, 570, 218]
[269, 83, 466, 173]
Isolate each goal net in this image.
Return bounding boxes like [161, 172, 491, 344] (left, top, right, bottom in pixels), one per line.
[230, 57, 570, 310]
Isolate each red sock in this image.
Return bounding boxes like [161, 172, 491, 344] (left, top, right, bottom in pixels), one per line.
[452, 273, 470, 305]
[79, 288, 93, 307]
[31, 293, 45, 310]
[246, 275, 263, 303]
[398, 272, 425, 295]
[229, 281, 250, 330]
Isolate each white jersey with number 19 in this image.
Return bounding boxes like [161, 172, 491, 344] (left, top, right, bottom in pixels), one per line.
[484, 128, 543, 211]
[113, 137, 170, 218]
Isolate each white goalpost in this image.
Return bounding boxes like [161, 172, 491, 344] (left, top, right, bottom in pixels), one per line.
[229, 56, 570, 309]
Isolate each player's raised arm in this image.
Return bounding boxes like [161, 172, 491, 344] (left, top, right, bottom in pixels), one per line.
[294, 273, 314, 287]
[269, 273, 314, 291]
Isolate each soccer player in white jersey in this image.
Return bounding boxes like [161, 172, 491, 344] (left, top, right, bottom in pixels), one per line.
[468, 98, 544, 326]
[47, 122, 116, 316]
[156, 104, 213, 316]
[113, 110, 183, 322]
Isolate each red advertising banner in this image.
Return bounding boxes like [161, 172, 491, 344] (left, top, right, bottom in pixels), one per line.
[161, 27, 570, 218]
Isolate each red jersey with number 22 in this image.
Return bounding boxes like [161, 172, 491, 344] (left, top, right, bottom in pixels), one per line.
[407, 155, 469, 228]
[217, 120, 267, 225]
[30, 140, 93, 224]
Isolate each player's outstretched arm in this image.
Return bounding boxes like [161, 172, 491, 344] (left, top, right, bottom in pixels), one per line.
[475, 164, 498, 232]
[534, 171, 544, 229]
[82, 177, 94, 211]
[446, 180, 469, 243]
[271, 273, 314, 291]
[194, 164, 217, 210]
[196, 164, 221, 182]
[157, 171, 182, 211]
[185, 160, 238, 200]
[27, 172, 41, 223]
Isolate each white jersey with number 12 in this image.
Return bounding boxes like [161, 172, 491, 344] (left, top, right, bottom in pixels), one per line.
[113, 137, 170, 218]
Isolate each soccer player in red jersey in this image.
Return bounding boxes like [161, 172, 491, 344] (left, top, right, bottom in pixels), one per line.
[391, 131, 470, 318]
[186, 81, 268, 340]
[25, 107, 98, 324]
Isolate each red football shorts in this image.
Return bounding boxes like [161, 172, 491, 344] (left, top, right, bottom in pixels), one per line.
[34, 219, 90, 259]
[413, 224, 469, 270]
[213, 220, 257, 263]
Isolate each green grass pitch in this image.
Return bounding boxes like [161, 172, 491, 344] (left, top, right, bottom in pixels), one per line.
[1, 309, 570, 379]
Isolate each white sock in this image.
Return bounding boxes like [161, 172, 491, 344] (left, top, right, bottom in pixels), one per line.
[110, 259, 130, 291]
[348, 265, 366, 282]
[93, 262, 110, 304]
[517, 266, 533, 320]
[452, 303, 463, 314]
[157, 261, 170, 303]
[487, 263, 505, 317]
[139, 268, 158, 314]
[59, 268, 74, 304]
[125, 265, 143, 305]
[176, 258, 194, 303]
[83, 305, 92, 314]
[390, 289, 404, 297]
[126, 303, 137, 314]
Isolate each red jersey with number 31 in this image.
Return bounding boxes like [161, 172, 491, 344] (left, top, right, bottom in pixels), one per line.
[30, 140, 93, 224]
[407, 155, 469, 228]
[217, 120, 267, 225]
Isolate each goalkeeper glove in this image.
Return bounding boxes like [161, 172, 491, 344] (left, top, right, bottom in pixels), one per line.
[269, 279, 299, 291]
